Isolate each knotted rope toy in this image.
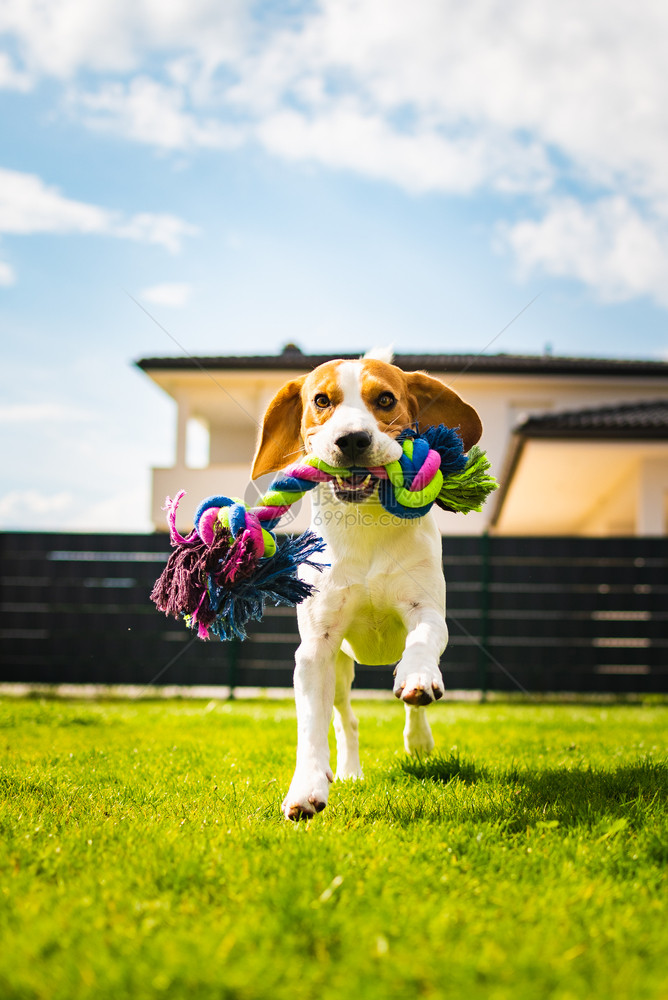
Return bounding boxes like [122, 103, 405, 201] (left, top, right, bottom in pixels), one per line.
[151, 425, 497, 641]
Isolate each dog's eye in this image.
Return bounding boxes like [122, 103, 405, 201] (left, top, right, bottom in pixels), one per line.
[376, 392, 396, 409]
[314, 393, 331, 409]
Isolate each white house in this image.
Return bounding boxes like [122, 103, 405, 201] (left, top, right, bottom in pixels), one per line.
[137, 346, 668, 537]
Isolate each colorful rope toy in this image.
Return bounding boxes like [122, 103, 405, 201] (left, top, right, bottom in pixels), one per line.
[151, 425, 497, 641]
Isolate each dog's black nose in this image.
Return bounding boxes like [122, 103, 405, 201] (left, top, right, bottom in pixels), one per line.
[335, 431, 372, 462]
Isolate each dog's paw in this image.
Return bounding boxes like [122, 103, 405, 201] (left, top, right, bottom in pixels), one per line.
[281, 767, 334, 821]
[394, 670, 444, 706]
[403, 707, 436, 755]
[335, 763, 363, 782]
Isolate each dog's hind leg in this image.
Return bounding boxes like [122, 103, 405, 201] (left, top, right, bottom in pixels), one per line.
[333, 647, 362, 780]
[403, 703, 435, 756]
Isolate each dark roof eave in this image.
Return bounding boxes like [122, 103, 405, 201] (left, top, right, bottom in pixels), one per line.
[518, 399, 668, 440]
[520, 426, 668, 441]
[135, 352, 668, 379]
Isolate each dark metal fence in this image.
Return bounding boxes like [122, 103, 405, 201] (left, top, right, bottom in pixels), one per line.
[1, 532, 666, 694]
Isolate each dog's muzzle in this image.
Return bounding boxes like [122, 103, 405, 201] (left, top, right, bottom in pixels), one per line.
[332, 470, 379, 503]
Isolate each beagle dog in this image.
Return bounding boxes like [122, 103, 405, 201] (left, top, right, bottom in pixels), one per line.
[252, 349, 482, 820]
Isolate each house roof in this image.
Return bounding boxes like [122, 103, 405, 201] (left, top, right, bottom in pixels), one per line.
[516, 399, 668, 440]
[136, 344, 668, 379]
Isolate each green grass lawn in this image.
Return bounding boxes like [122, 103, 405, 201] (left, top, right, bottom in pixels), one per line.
[0, 696, 667, 1000]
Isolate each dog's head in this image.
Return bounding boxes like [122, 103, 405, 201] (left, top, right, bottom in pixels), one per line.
[252, 352, 481, 502]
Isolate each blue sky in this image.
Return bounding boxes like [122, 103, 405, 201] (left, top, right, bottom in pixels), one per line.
[1, 0, 668, 531]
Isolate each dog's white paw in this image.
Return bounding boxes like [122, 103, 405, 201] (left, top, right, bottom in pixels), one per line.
[282, 767, 334, 821]
[335, 763, 363, 781]
[404, 706, 436, 755]
[393, 668, 444, 706]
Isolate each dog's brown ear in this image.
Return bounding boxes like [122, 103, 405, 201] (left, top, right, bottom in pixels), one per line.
[406, 371, 482, 451]
[251, 377, 306, 479]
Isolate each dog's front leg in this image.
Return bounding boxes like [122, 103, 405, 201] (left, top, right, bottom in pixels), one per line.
[393, 605, 448, 708]
[282, 639, 336, 820]
[393, 605, 448, 756]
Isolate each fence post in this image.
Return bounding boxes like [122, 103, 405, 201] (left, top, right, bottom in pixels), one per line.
[477, 531, 491, 702]
[227, 637, 240, 699]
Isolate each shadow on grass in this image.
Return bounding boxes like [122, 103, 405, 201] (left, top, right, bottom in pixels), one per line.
[395, 751, 482, 785]
[390, 752, 668, 830]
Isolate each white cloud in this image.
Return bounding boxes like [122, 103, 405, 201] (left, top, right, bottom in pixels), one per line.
[0, 0, 247, 78]
[0, 167, 198, 253]
[501, 197, 668, 306]
[74, 76, 245, 151]
[113, 213, 199, 254]
[0, 257, 16, 286]
[0, 402, 91, 423]
[236, 0, 668, 304]
[5, 0, 668, 304]
[0, 489, 74, 525]
[140, 282, 193, 308]
[276, 0, 668, 203]
[0, 485, 151, 532]
[5, 1, 668, 203]
[256, 106, 552, 195]
[0, 52, 32, 90]
[64, 485, 152, 532]
[0, 168, 107, 235]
